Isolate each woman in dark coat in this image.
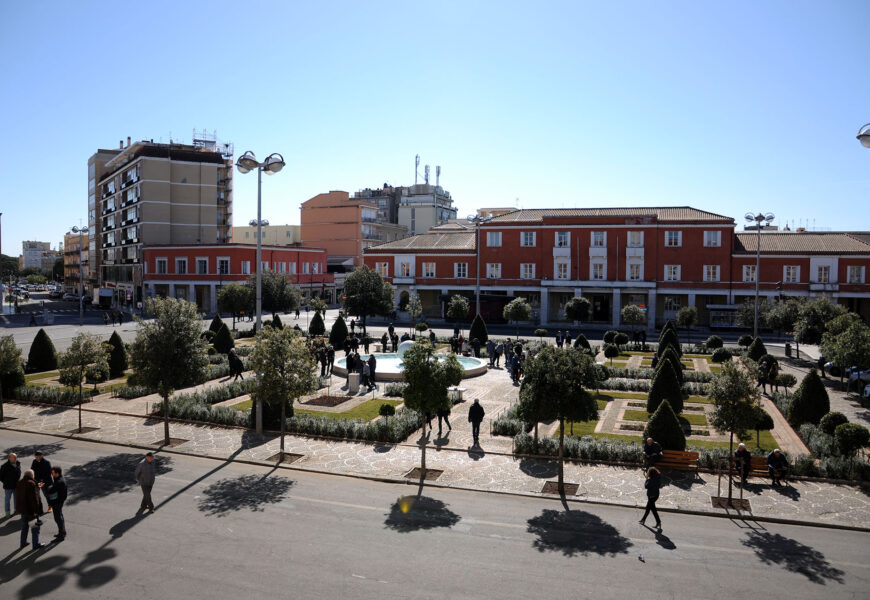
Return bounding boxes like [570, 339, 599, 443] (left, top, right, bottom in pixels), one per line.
[639, 466, 662, 529]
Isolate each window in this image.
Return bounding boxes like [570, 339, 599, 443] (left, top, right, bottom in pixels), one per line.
[784, 265, 799, 283]
[556, 231, 570, 247]
[487, 263, 501, 279]
[312, 262, 320, 274]
[156, 258, 168, 275]
[375, 262, 388, 277]
[704, 265, 720, 282]
[628, 263, 642, 281]
[175, 258, 187, 275]
[521, 232, 536, 247]
[423, 262, 435, 278]
[277, 262, 286, 274]
[196, 258, 208, 275]
[665, 231, 682, 247]
[665, 264, 681, 281]
[520, 263, 536, 279]
[817, 266, 830, 283]
[486, 232, 502, 247]
[289, 262, 297, 275]
[591, 263, 605, 280]
[302, 262, 309, 274]
[628, 231, 643, 247]
[743, 265, 756, 282]
[286, 230, 292, 238]
[704, 231, 722, 247]
[245, 232, 250, 238]
[663, 295, 682, 312]
[848, 266, 865, 284]
[556, 262, 569, 280]
[455, 263, 468, 278]
[241, 261, 250, 275]
[400, 262, 411, 277]
[262, 261, 270, 272]
[591, 232, 606, 247]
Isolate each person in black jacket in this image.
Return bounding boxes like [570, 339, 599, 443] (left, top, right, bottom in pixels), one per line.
[30, 451, 52, 508]
[1, 452, 21, 517]
[643, 438, 663, 469]
[639, 466, 662, 529]
[46, 467, 67, 540]
[468, 399, 485, 444]
[16, 470, 44, 549]
[734, 443, 752, 486]
[767, 449, 789, 486]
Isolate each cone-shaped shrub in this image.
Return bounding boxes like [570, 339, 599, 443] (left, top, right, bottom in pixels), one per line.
[208, 315, 225, 334]
[469, 314, 488, 345]
[213, 323, 235, 354]
[819, 412, 848, 436]
[329, 315, 348, 349]
[644, 400, 686, 451]
[658, 327, 681, 356]
[271, 315, 284, 330]
[659, 320, 676, 340]
[573, 334, 591, 352]
[787, 369, 829, 426]
[747, 337, 767, 362]
[107, 331, 128, 378]
[647, 359, 683, 414]
[26, 328, 57, 373]
[309, 311, 325, 336]
[658, 345, 684, 385]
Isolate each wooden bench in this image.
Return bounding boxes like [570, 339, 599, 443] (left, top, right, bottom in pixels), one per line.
[732, 456, 783, 481]
[650, 449, 700, 473]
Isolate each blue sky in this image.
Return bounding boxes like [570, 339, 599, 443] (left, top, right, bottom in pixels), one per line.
[1, 1, 868, 256]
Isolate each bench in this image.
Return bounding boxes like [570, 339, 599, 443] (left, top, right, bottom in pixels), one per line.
[731, 456, 785, 482]
[650, 449, 700, 473]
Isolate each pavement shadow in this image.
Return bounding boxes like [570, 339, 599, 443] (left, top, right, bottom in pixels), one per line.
[36, 407, 67, 416]
[373, 445, 393, 454]
[384, 495, 461, 533]
[526, 508, 633, 557]
[3, 443, 64, 459]
[650, 527, 676, 550]
[518, 458, 559, 479]
[771, 484, 801, 501]
[197, 472, 294, 517]
[664, 472, 705, 490]
[0, 517, 21, 535]
[0, 545, 52, 585]
[65, 453, 173, 506]
[16, 546, 118, 599]
[467, 445, 485, 461]
[741, 531, 844, 584]
[433, 432, 450, 449]
[239, 430, 277, 450]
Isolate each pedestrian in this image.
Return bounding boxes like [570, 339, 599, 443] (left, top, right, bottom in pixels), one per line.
[229, 348, 244, 382]
[651, 352, 659, 369]
[486, 339, 495, 367]
[494, 341, 503, 367]
[1, 452, 21, 517]
[757, 360, 770, 394]
[391, 333, 398, 353]
[380, 332, 388, 352]
[429, 330, 436, 348]
[468, 398, 485, 444]
[30, 451, 52, 508]
[135, 452, 157, 512]
[639, 466, 662, 529]
[555, 330, 563, 348]
[46, 467, 67, 541]
[817, 355, 827, 378]
[295, 308, 300, 320]
[643, 437, 663, 469]
[362, 362, 371, 390]
[767, 449, 789, 486]
[734, 442, 752, 487]
[16, 469, 44, 549]
[564, 330, 572, 347]
[367, 354, 377, 388]
[471, 337, 481, 358]
[437, 404, 452, 436]
[103, 312, 109, 326]
[350, 319, 356, 334]
[327, 344, 335, 375]
[364, 336, 370, 354]
[29, 313, 37, 326]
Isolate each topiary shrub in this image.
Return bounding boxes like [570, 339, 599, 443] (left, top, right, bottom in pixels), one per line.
[658, 327, 682, 357]
[747, 337, 767, 362]
[603, 330, 618, 345]
[712, 348, 732, 363]
[415, 323, 429, 332]
[271, 314, 284, 330]
[787, 369, 829, 427]
[309, 312, 325, 337]
[106, 330, 128, 379]
[820, 411, 849, 436]
[647, 360, 683, 414]
[738, 334, 753, 347]
[329, 316, 348, 348]
[379, 403, 396, 421]
[603, 343, 620, 365]
[705, 335, 723, 350]
[1, 367, 25, 397]
[213, 323, 235, 355]
[469, 314, 488, 345]
[658, 345, 684, 385]
[644, 400, 686, 451]
[660, 320, 676, 337]
[209, 315, 225, 334]
[573, 334, 591, 352]
[834, 423, 870, 460]
[26, 328, 57, 373]
[614, 332, 629, 348]
[775, 373, 797, 396]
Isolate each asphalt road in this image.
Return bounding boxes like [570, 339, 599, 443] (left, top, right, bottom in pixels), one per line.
[0, 431, 866, 599]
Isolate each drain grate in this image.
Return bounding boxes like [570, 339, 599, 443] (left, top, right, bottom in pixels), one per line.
[405, 468, 444, 481]
[67, 427, 100, 434]
[542, 481, 579, 495]
[265, 452, 303, 464]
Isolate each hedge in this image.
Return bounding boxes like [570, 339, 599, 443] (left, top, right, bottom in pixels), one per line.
[607, 367, 713, 383]
[15, 386, 94, 406]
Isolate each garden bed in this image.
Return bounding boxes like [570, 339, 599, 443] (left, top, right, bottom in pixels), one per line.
[302, 395, 354, 408]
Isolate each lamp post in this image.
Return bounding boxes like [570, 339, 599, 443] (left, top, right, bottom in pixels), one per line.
[236, 151, 284, 332]
[857, 123, 870, 148]
[744, 212, 774, 339]
[71, 226, 88, 326]
[466, 214, 493, 317]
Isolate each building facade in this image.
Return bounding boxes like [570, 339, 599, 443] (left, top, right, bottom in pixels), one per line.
[21, 241, 53, 270]
[142, 244, 334, 313]
[63, 232, 89, 294]
[364, 207, 870, 328]
[232, 224, 301, 245]
[397, 183, 458, 236]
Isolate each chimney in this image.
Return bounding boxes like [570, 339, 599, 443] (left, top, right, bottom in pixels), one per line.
[127, 136, 131, 147]
[120, 140, 124, 149]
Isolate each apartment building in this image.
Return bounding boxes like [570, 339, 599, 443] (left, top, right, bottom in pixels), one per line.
[63, 231, 89, 294]
[21, 241, 54, 270]
[233, 224, 301, 245]
[397, 183, 458, 236]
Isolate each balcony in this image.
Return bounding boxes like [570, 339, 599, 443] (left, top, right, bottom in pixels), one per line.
[553, 246, 571, 258]
[810, 282, 839, 292]
[588, 246, 607, 258]
[392, 276, 415, 285]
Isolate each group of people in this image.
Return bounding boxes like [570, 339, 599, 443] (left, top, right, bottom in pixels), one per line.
[345, 352, 378, 391]
[449, 334, 482, 357]
[756, 357, 780, 395]
[733, 444, 789, 486]
[312, 341, 336, 377]
[553, 330, 574, 348]
[102, 310, 127, 326]
[1, 451, 68, 549]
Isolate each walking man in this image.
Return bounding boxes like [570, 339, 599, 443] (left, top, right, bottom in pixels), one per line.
[135, 452, 156, 512]
[46, 467, 67, 541]
[30, 451, 52, 508]
[1, 452, 21, 517]
[468, 398, 485, 445]
[555, 330, 563, 348]
[367, 354, 377, 389]
[17, 469, 44, 549]
[437, 404, 452, 436]
[639, 466, 662, 529]
[327, 344, 335, 375]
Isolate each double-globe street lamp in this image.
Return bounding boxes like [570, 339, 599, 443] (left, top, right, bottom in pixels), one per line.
[235, 151, 285, 332]
[857, 123, 870, 148]
[744, 212, 774, 339]
[71, 225, 89, 326]
[466, 214, 493, 317]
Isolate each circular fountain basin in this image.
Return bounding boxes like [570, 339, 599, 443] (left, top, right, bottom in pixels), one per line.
[332, 352, 487, 381]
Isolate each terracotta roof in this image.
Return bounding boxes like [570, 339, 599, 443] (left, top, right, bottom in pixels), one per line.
[429, 221, 474, 231]
[734, 232, 870, 254]
[366, 232, 475, 252]
[486, 206, 734, 223]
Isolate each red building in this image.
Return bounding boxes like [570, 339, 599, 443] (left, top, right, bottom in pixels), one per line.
[363, 208, 870, 328]
[143, 244, 334, 313]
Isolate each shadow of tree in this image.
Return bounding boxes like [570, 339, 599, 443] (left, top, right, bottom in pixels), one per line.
[664, 472, 705, 490]
[742, 531, 844, 584]
[518, 458, 559, 479]
[65, 453, 173, 506]
[3, 443, 64, 459]
[197, 473, 294, 517]
[527, 509, 633, 557]
[384, 495, 461, 533]
[240, 429, 276, 450]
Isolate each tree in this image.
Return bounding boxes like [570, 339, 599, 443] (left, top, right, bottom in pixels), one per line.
[708, 361, 762, 501]
[564, 297, 591, 325]
[249, 327, 317, 461]
[401, 342, 463, 473]
[246, 271, 301, 321]
[712, 348, 732, 363]
[736, 297, 774, 331]
[217, 283, 253, 330]
[658, 327, 682, 357]
[503, 297, 532, 337]
[752, 406, 775, 449]
[775, 373, 797, 397]
[534, 328, 548, 342]
[820, 319, 870, 391]
[106, 331, 128, 379]
[130, 297, 210, 444]
[647, 360, 683, 414]
[270, 315, 284, 330]
[329, 315, 349, 349]
[819, 411, 848, 435]
[834, 423, 870, 478]
[310, 296, 328, 315]
[379, 403, 396, 421]
[747, 337, 767, 362]
[621, 304, 646, 340]
[213, 323, 235, 354]
[767, 298, 803, 356]
[603, 330, 618, 345]
[26, 328, 57, 373]
[794, 296, 847, 346]
[614, 332, 629, 349]
[407, 294, 423, 333]
[603, 343, 620, 366]
[676, 306, 698, 343]
[737, 334, 753, 348]
[519, 346, 600, 493]
[208, 315, 225, 334]
[309, 311, 326, 337]
[342, 265, 394, 337]
[58, 333, 109, 433]
[705, 335, 723, 350]
[643, 400, 686, 451]
[0, 335, 22, 422]
[469, 314, 488, 345]
[787, 369, 829, 427]
[446, 295, 470, 334]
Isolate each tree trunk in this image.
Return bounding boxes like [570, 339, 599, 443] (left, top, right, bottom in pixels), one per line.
[421, 417, 427, 472]
[232, 313, 236, 330]
[727, 431, 734, 502]
[0, 380, 4, 422]
[756, 429, 761, 449]
[558, 417, 565, 494]
[280, 399, 286, 462]
[163, 392, 170, 445]
[78, 382, 83, 432]
[534, 422, 539, 452]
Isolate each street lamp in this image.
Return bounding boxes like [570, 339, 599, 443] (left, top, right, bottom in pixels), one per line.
[744, 212, 774, 339]
[466, 214, 493, 317]
[857, 123, 870, 148]
[236, 151, 284, 332]
[71, 225, 89, 326]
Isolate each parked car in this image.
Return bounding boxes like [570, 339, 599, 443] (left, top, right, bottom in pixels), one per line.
[81, 295, 93, 305]
[48, 289, 64, 299]
[62, 293, 78, 301]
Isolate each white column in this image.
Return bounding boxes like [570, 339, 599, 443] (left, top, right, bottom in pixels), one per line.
[189, 284, 195, 305]
[647, 290, 657, 330]
[687, 292, 696, 308]
[573, 287, 582, 297]
[168, 283, 176, 299]
[539, 287, 549, 325]
[441, 288, 449, 319]
[612, 289, 622, 327]
[210, 283, 218, 313]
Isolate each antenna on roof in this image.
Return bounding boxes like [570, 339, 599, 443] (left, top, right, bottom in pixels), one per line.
[414, 154, 420, 185]
[436, 165, 441, 186]
[424, 165, 430, 185]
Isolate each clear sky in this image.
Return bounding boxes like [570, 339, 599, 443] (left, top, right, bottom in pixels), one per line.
[1, 1, 868, 256]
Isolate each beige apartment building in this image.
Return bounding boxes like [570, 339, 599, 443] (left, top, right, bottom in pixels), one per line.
[63, 231, 89, 294]
[233, 224, 301, 245]
[90, 134, 233, 306]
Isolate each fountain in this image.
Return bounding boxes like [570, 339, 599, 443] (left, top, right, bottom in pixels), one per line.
[332, 340, 487, 381]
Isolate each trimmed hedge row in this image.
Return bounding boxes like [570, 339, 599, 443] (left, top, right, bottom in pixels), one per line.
[608, 367, 713, 383]
[172, 379, 256, 406]
[600, 378, 708, 395]
[15, 386, 95, 406]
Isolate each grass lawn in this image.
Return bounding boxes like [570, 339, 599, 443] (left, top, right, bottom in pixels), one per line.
[562, 430, 780, 451]
[593, 391, 649, 401]
[708, 365, 723, 373]
[25, 370, 59, 383]
[687, 395, 713, 404]
[231, 397, 402, 422]
[626, 351, 655, 356]
[623, 409, 709, 427]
